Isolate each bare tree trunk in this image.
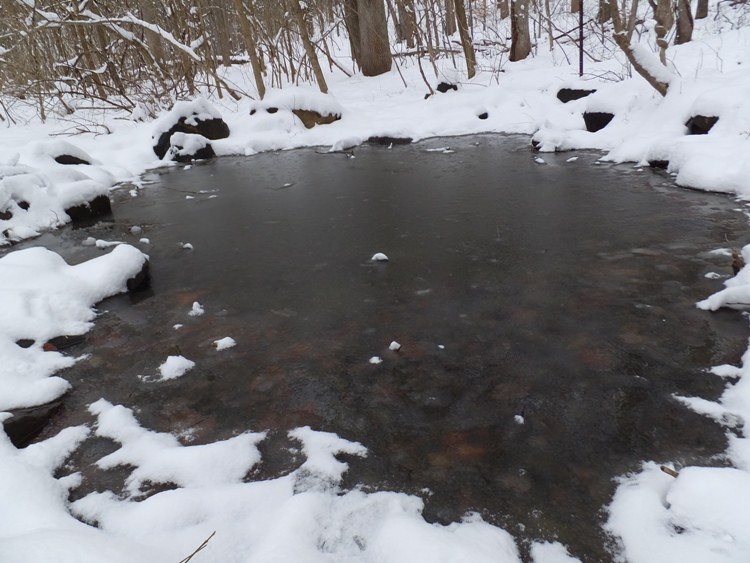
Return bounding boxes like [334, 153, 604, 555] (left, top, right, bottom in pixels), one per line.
[695, 0, 708, 19]
[344, 0, 363, 67]
[510, 0, 532, 61]
[571, 0, 581, 13]
[357, 0, 393, 76]
[213, 4, 233, 65]
[675, 0, 694, 43]
[291, 0, 329, 92]
[598, 0, 612, 22]
[399, 1, 418, 47]
[611, 0, 671, 95]
[498, 0, 510, 19]
[651, 0, 673, 64]
[231, 0, 266, 98]
[453, 0, 476, 77]
[445, 0, 458, 35]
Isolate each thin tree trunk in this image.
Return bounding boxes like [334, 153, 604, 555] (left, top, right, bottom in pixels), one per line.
[291, 0, 329, 92]
[597, 0, 612, 23]
[453, 0, 476, 77]
[344, 0, 362, 68]
[695, 0, 708, 19]
[510, 0, 531, 61]
[231, 0, 266, 98]
[571, 0, 581, 13]
[445, 0, 457, 35]
[498, 0, 510, 19]
[675, 0, 694, 44]
[652, 0, 673, 64]
[611, 0, 670, 96]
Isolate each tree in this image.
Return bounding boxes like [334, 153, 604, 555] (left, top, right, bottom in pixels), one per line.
[610, 0, 672, 96]
[675, 0, 694, 44]
[345, 0, 393, 76]
[695, 0, 709, 19]
[510, 0, 532, 61]
[453, 0, 477, 77]
[231, 0, 267, 99]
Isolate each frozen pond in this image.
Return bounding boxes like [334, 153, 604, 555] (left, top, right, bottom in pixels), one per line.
[25, 135, 750, 560]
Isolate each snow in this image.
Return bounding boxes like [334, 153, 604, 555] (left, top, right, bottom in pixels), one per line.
[157, 355, 195, 380]
[0, 245, 146, 410]
[371, 252, 389, 261]
[389, 341, 402, 351]
[2, 3, 750, 562]
[213, 336, 236, 350]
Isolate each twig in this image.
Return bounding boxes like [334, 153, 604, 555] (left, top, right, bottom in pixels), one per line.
[178, 531, 216, 563]
[660, 465, 679, 478]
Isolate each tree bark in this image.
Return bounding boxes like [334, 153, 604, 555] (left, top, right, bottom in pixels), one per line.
[651, 0, 673, 64]
[230, 0, 266, 98]
[571, 0, 581, 13]
[597, 0, 612, 23]
[453, 0, 476, 77]
[498, 0, 510, 19]
[695, 0, 708, 19]
[445, 0, 458, 35]
[344, 0, 363, 68]
[613, 33, 669, 95]
[291, 0, 329, 92]
[357, 0, 393, 76]
[510, 0, 531, 61]
[675, 0, 694, 44]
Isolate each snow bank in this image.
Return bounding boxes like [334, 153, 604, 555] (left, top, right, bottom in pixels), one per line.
[0, 245, 147, 410]
[3, 403, 532, 562]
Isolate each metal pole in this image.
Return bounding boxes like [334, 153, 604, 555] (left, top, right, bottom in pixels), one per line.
[579, 0, 584, 76]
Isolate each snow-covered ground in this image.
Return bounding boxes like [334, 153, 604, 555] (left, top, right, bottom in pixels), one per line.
[2, 5, 750, 562]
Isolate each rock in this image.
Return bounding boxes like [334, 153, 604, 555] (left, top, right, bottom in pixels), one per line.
[65, 194, 112, 222]
[167, 133, 216, 163]
[17, 201, 29, 210]
[478, 112, 489, 120]
[648, 159, 670, 170]
[126, 259, 151, 292]
[685, 115, 719, 135]
[266, 107, 279, 114]
[0, 209, 11, 221]
[437, 82, 458, 93]
[152, 98, 230, 159]
[367, 136, 413, 146]
[583, 112, 614, 133]
[15, 339, 34, 348]
[45, 335, 86, 350]
[54, 154, 90, 166]
[3, 399, 63, 448]
[291, 109, 341, 129]
[557, 88, 597, 103]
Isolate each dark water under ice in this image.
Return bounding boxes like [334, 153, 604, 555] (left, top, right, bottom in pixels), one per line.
[19, 135, 750, 561]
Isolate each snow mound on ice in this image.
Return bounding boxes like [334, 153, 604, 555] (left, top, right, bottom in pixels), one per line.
[157, 356, 195, 380]
[0, 245, 147, 410]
